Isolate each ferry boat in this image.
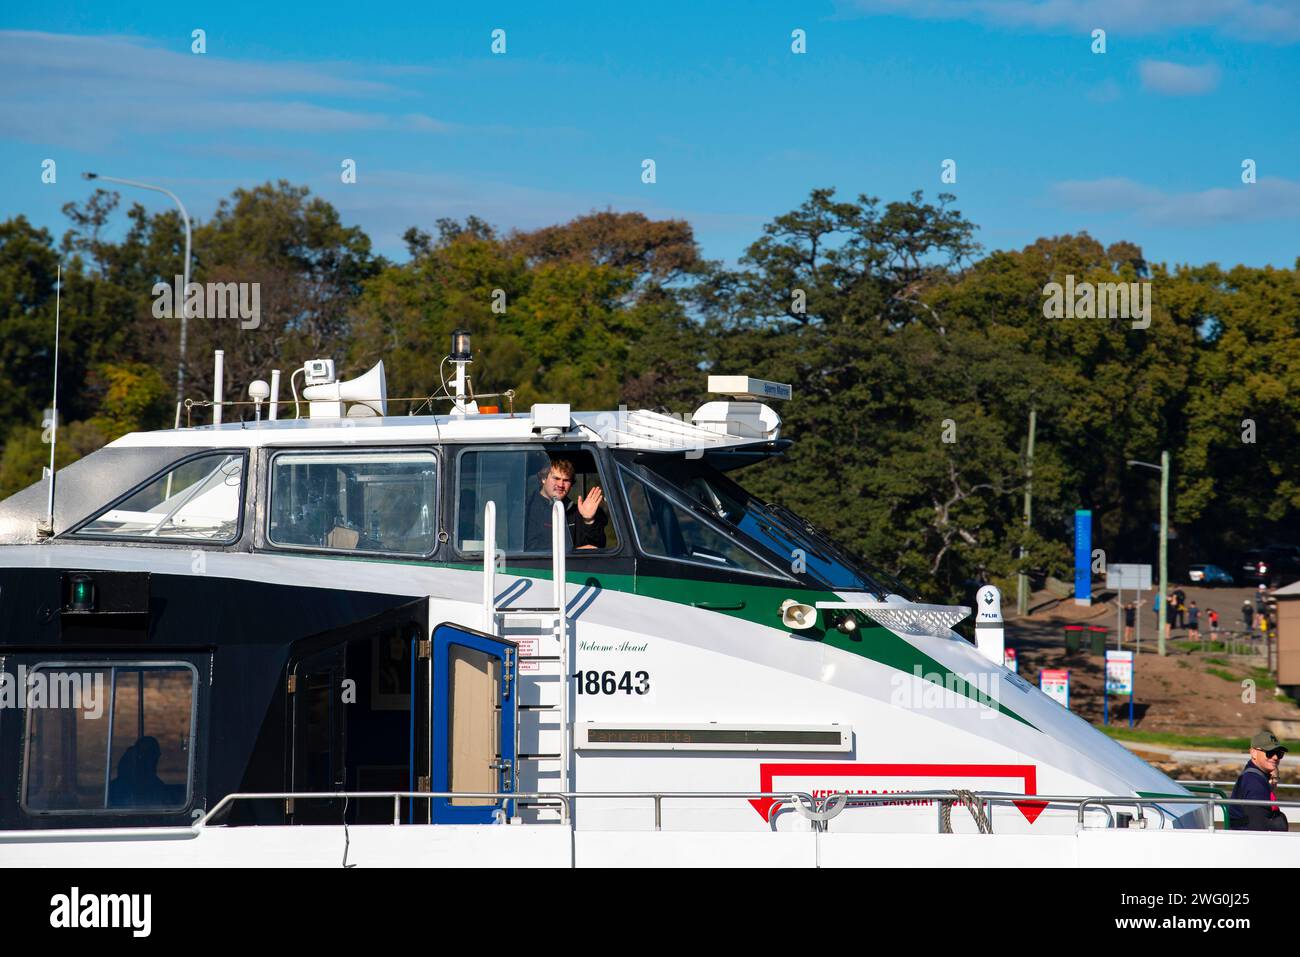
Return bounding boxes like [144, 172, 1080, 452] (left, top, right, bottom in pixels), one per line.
[0, 336, 1292, 866]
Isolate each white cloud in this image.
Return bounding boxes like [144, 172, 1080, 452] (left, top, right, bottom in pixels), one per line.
[1138, 59, 1221, 95]
[2, 31, 394, 97]
[0, 31, 454, 147]
[837, 0, 1300, 42]
[1052, 176, 1300, 226]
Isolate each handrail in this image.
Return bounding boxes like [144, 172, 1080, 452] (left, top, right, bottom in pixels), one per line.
[552, 498, 570, 816]
[193, 790, 813, 830]
[7, 789, 1300, 847]
[1075, 794, 1300, 830]
[482, 500, 496, 632]
[191, 788, 1300, 832]
[196, 791, 575, 828]
[1180, 784, 1230, 828]
[1178, 779, 1300, 790]
[477, 499, 571, 820]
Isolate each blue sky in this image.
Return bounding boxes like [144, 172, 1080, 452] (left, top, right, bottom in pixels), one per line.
[3, 1, 1298, 269]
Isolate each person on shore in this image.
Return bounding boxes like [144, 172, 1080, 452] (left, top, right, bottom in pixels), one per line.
[1165, 592, 1177, 642]
[1208, 607, 1219, 641]
[1255, 586, 1271, 642]
[1123, 602, 1136, 646]
[1187, 600, 1200, 642]
[1228, 731, 1289, 831]
[1243, 599, 1255, 636]
[1173, 587, 1186, 629]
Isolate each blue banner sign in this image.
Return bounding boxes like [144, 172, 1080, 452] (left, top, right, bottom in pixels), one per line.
[1074, 509, 1092, 606]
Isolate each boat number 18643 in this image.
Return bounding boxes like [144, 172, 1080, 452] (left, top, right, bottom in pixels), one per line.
[572, 670, 650, 695]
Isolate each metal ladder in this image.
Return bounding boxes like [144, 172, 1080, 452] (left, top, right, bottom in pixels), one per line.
[481, 500, 571, 821]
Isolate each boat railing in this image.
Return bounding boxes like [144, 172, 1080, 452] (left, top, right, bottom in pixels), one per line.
[1177, 779, 1300, 790]
[192, 790, 816, 830]
[185, 789, 1300, 834]
[5, 790, 1299, 849]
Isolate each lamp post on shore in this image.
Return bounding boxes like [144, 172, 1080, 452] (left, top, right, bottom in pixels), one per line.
[1127, 451, 1170, 656]
[82, 172, 193, 407]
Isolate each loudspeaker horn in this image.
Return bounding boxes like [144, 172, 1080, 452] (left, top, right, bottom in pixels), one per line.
[779, 598, 817, 631]
[303, 360, 387, 417]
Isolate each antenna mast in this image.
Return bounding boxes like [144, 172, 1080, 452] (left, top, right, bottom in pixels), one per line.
[40, 265, 62, 538]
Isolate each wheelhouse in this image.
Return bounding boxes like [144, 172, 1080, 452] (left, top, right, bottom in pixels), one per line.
[3, 377, 913, 831]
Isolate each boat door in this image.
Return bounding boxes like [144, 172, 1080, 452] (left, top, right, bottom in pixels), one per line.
[289, 645, 348, 822]
[429, 623, 517, 824]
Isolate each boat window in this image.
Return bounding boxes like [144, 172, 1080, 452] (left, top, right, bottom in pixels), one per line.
[632, 456, 913, 596]
[75, 451, 244, 543]
[22, 663, 196, 813]
[268, 451, 438, 556]
[455, 448, 617, 555]
[620, 467, 782, 576]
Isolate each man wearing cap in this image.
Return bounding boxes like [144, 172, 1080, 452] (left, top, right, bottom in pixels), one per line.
[1228, 731, 1289, 831]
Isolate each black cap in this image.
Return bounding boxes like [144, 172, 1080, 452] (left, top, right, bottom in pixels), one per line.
[1251, 730, 1287, 753]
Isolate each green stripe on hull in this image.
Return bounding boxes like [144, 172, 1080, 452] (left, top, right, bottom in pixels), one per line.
[280, 552, 1034, 727]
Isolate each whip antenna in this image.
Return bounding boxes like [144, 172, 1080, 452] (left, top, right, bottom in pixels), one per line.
[41, 264, 62, 537]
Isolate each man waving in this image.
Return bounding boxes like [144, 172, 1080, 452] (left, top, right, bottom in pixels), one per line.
[524, 456, 607, 551]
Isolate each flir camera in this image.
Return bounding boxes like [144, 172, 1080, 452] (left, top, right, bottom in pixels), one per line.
[303, 358, 336, 386]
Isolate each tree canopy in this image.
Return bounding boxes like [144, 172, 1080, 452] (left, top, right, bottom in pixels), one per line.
[2, 183, 1296, 601]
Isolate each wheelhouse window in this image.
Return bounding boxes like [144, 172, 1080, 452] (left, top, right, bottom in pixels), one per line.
[624, 456, 912, 595]
[619, 467, 782, 577]
[268, 451, 438, 556]
[75, 451, 244, 543]
[22, 663, 196, 813]
[455, 448, 617, 555]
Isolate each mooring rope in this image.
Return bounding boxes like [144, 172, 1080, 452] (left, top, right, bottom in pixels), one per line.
[939, 789, 993, 834]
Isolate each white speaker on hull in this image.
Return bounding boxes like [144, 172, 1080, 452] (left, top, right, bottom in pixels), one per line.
[780, 598, 817, 631]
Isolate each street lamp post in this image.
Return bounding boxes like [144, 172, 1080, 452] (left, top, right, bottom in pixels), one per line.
[1127, 452, 1171, 656]
[82, 172, 192, 407]
[1017, 407, 1037, 617]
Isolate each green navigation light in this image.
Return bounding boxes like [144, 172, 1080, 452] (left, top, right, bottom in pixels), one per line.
[69, 575, 95, 612]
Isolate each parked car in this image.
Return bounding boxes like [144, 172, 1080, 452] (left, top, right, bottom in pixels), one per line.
[1238, 545, 1300, 588]
[1187, 563, 1234, 587]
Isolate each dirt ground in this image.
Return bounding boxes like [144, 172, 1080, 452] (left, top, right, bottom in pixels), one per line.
[1007, 585, 1300, 782]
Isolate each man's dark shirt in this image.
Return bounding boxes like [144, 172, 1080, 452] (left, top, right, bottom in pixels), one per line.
[524, 489, 607, 551]
[1228, 760, 1288, 831]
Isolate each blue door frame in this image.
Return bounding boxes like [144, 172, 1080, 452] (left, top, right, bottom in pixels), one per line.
[429, 623, 516, 823]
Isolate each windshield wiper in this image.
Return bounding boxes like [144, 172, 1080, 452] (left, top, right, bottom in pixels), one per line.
[760, 501, 907, 597]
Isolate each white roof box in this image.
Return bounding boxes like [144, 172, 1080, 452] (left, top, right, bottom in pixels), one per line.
[707, 375, 792, 402]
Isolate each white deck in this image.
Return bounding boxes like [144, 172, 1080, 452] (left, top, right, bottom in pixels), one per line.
[2, 824, 1295, 868]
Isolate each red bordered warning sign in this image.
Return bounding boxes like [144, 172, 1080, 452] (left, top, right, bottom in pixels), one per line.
[751, 762, 1046, 824]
